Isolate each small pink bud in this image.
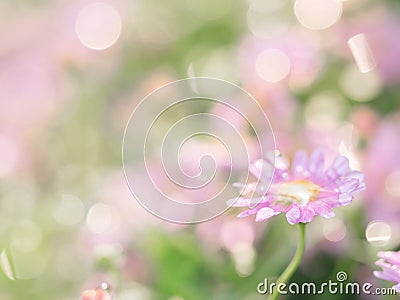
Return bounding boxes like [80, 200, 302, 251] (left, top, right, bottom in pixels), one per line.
[81, 289, 112, 300]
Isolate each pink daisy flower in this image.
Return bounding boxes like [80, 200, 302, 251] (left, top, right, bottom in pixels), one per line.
[229, 149, 365, 224]
[374, 251, 400, 293]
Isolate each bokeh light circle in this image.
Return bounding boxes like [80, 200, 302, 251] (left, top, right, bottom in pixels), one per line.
[123, 78, 275, 224]
[86, 203, 120, 234]
[75, 2, 122, 50]
[339, 66, 382, 102]
[366, 220, 392, 246]
[323, 218, 347, 242]
[294, 0, 342, 30]
[255, 49, 291, 83]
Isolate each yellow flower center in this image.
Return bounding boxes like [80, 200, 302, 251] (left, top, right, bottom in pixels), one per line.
[276, 180, 321, 206]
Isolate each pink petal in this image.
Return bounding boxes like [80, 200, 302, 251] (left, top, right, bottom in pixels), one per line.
[375, 260, 400, 281]
[352, 182, 366, 193]
[270, 202, 288, 213]
[292, 150, 309, 178]
[317, 194, 342, 208]
[299, 206, 316, 223]
[309, 201, 335, 218]
[374, 270, 400, 283]
[338, 193, 354, 206]
[325, 156, 350, 182]
[345, 170, 365, 181]
[263, 153, 289, 178]
[255, 207, 280, 222]
[274, 155, 289, 171]
[227, 197, 264, 207]
[308, 149, 324, 176]
[375, 259, 391, 269]
[233, 182, 269, 195]
[249, 159, 274, 182]
[374, 271, 393, 281]
[286, 205, 301, 224]
[338, 178, 360, 193]
[237, 208, 258, 218]
[378, 251, 400, 266]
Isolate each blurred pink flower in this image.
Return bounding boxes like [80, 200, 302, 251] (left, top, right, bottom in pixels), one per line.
[196, 214, 264, 253]
[0, 5, 74, 131]
[0, 49, 65, 129]
[230, 149, 365, 224]
[350, 106, 379, 138]
[0, 130, 32, 178]
[363, 113, 400, 222]
[81, 289, 112, 300]
[238, 31, 322, 92]
[374, 250, 400, 293]
[52, 0, 128, 69]
[78, 169, 165, 252]
[238, 34, 309, 153]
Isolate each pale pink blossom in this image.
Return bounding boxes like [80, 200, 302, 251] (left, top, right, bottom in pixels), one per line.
[230, 149, 365, 224]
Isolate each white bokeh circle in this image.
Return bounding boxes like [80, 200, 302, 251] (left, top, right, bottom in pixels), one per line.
[75, 2, 122, 50]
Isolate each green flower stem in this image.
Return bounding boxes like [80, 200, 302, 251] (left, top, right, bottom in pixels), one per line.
[268, 223, 306, 300]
